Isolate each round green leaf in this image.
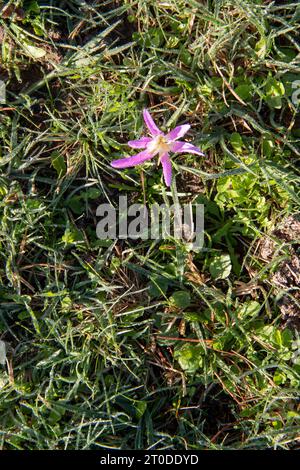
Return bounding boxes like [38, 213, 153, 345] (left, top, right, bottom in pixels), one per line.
[209, 254, 232, 280]
[170, 291, 191, 309]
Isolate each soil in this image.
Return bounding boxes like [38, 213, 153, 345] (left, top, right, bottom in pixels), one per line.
[258, 215, 300, 329]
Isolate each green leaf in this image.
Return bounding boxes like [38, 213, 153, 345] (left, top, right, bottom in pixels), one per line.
[25, 0, 40, 14]
[274, 329, 283, 347]
[184, 312, 204, 322]
[49, 406, 66, 425]
[262, 138, 274, 157]
[115, 396, 147, 420]
[84, 188, 101, 200]
[281, 328, 293, 347]
[230, 132, 244, 154]
[179, 48, 192, 66]
[234, 84, 252, 101]
[273, 370, 286, 385]
[255, 36, 267, 58]
[148, 275, 169, 298]
[265, 78, 285, 109]
[237, 301, 261, 318]
[62, 227, 83, 245]
[209, 254, 232, 280]
[67, 196, 83, 215]
[174, 343, 204, 374]
[170, 291, 191, 309]
[195, 194, 221, 219]
[51, 151, 67, 177]
[134, 400, 147, 419]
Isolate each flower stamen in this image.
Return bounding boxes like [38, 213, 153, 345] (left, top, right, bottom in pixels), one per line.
[147, 135, 171, 156]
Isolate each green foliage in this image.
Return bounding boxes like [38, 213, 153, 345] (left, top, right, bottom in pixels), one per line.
[209, 254, 232, 280]
[170, 291, 191, 309]
[264, 77, 285, 109]
[0, 0, 299, 452]
[214, 169, 290, 235]
[174, 343, 204, 374]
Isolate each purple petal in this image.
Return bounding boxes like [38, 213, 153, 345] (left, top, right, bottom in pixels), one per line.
[171, 141, 205, 156]
[143, 109, 162, 136]
[160, 153, 172, 186]
[111, 150, 153, 169]
[128, 137, 152, 149]
[167, 124, 191, 141]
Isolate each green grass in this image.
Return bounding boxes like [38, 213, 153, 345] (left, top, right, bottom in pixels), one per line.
[0, 0, 300, 450]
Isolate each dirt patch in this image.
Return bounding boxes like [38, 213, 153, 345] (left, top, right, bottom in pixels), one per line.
[272, 253, 300, 330]
[258, 215, 300, 329]
[273, 216, 300, 243]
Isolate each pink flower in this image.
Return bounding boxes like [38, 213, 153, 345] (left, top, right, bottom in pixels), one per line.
[110, 109, 205, 186]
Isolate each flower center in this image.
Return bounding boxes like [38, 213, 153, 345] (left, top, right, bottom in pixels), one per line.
[147, 135, 170, 156]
